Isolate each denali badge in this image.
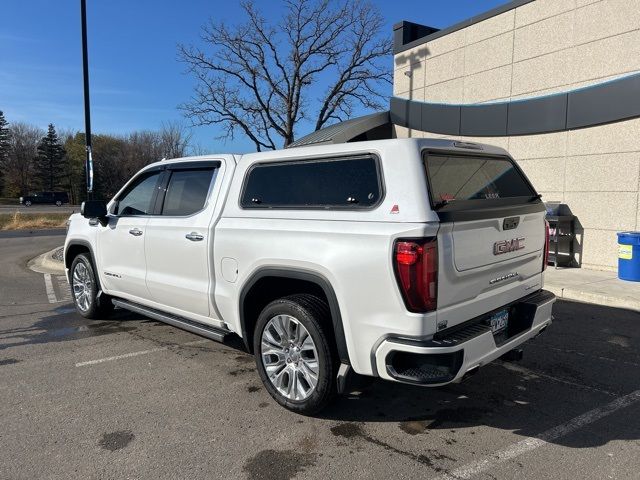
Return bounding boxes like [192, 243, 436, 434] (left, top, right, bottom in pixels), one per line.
[490, 272, 519, 284]
[493, 237, 525, 255]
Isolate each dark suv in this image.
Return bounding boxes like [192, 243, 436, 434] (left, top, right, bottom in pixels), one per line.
[20, 191, 70, 207]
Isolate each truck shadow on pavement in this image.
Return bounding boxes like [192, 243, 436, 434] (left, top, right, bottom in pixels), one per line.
[320, 300, 640, 450]
[0, 306, 146, 351]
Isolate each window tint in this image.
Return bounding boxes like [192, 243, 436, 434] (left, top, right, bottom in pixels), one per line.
[424, 154, 535, 207]
[241, 156, 381, 208]
[162, 169, 215, 216]
[116, 171, 162, 216]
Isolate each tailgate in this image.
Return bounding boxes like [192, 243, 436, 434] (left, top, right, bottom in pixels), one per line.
[453, 213, 543, 271]
[422, 149, 547, 329]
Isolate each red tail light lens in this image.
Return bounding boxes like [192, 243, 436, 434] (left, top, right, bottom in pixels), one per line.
[543, 219, 550, 271]
[394, 238, 438, 312]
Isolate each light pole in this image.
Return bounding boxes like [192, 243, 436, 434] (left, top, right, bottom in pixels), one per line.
[80, 0, 94, 197]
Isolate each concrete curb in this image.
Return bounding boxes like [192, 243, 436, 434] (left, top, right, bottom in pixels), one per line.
[545, 283, 640, 313]
[28, 246, 65, 275]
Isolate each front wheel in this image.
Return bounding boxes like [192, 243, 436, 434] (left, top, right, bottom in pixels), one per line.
[70, 253, 114, 319]
[254, 294, 337, 415]
[24, 200, 31, 207]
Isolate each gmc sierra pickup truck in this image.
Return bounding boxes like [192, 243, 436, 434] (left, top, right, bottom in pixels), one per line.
[65, 138, 555, 414]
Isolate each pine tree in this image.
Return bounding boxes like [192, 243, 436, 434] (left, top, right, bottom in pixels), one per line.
[35, 124, 66, 191]
[0, 111, 10, 195]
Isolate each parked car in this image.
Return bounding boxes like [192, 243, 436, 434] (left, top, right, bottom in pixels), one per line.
[64, 138, 554, 414]
[20, 191, 70, 207]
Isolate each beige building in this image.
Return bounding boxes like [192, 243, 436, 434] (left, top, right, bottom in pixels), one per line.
[391, 0, 640, 271]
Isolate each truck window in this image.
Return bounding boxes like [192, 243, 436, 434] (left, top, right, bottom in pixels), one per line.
[116, 171, 163, 216]
[241, 155, 382, 209]
[423, 153, 535, 208]
[161, 168, 216, 216]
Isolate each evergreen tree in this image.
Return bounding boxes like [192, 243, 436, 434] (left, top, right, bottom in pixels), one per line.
[35, 124, 66, 191]
[0, 111, 10, 195]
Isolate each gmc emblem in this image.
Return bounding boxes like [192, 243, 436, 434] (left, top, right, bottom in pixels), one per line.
[494, 237, 525, 255]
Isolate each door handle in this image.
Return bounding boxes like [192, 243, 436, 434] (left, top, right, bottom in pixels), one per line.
[129, 228, 143, 236]
[185, 232, 204, 242]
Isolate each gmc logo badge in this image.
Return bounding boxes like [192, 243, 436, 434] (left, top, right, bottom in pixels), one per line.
[494, 237, 525, 255]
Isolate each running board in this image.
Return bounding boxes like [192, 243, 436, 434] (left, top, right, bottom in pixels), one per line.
[112, 299, 229, 342]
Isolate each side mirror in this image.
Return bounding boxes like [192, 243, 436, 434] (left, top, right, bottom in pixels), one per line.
[81, 200, 108, 225]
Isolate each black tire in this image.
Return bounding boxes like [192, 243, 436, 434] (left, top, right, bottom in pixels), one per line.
[253, 294, 337, 415]
[70, 253, 114, 319]
[55, 200, 62, 207]
[25, 201, 31, 207]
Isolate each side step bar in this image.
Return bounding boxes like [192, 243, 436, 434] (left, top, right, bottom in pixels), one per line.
[112, 298, 229, 342]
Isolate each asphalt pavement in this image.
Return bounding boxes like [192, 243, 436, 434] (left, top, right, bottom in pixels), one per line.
[0, 204, 79, 215]
[0, 235, 639, 479]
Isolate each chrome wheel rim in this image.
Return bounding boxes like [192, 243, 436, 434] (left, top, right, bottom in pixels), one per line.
[72, 262, 92, 312]
[261, 315, 319, 401]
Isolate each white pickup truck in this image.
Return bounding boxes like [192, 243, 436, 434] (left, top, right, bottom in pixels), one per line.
[65, 138, 555, 414]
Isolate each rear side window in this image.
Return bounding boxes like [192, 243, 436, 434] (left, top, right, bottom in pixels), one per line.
[424, 153, 535, 207]
[241, 156, 382, 209]
[161, 168, 216, 216]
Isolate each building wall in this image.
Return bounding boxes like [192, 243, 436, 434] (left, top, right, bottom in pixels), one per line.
[393, 0, 640, 270]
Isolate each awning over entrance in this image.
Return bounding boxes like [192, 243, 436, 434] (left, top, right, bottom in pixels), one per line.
[287, 111, 391, 148]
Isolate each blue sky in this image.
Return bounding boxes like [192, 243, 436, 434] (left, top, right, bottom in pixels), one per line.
[0, 0, 507, 153]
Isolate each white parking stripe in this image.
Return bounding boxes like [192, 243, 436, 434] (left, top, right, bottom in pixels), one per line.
[43, 274, 58, 303]
[437, 389, 640, 480]
[75, 339, 210, 367]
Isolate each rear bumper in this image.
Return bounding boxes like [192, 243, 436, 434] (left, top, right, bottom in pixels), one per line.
[373, 289, 555, 385]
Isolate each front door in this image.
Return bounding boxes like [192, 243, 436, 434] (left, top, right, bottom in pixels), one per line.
[97, 169, 164, 301]
[145, 163, 220, 319]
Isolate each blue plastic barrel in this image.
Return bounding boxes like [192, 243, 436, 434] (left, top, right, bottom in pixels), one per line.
[617, 232, 640, 282]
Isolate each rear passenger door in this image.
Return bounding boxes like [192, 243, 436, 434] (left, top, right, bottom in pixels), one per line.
[144, 161, 220, 319]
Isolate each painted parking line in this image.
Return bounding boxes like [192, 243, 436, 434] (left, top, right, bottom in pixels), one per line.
[43, 274, 71, 304]
[75, 339, 210, 367]
[437, 389, 640, 480]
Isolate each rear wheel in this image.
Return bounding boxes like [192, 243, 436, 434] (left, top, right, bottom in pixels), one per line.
[55, 200, 62, 207]
[253, 294, 337, 415]
[25, 200, 31, 207]
[70, 253, 114, 319]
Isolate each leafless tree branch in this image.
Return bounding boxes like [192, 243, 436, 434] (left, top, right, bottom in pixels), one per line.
[178, 0, 391, 150]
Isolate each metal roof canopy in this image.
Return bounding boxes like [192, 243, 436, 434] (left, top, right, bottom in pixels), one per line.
[287, 111, 391, 148]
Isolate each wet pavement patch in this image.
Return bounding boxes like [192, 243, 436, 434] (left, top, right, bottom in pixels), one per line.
[0, 358, 20, 366]
[330, 422, 364, 439]
[243, 449, 315, 480]
[331, 422, 454, 471]
[98, 430, 135, 451]
[228, 367, 255, 376]
[235, 354, 254, 364]
[399, 420, 429, 435]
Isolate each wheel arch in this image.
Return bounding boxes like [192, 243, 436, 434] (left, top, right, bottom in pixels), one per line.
[239, 267, 350, 365]
[64, 240, 97, 281]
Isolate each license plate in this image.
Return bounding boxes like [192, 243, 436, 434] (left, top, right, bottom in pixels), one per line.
[489, 309, 509, 334]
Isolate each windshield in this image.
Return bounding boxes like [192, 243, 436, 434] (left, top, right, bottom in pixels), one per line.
[423, 153, 536, 207]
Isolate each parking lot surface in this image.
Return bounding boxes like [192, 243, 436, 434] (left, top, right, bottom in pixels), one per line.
[1, 234, 639, 479]
[0, 204, 79, 215]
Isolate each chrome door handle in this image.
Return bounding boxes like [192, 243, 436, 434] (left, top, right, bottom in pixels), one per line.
[129, 228, 143, 236]
[185, 232, 204, 242]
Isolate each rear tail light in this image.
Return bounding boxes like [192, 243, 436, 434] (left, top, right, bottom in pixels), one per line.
[393, 238, 438, 312]
[543, 219, 550, 271]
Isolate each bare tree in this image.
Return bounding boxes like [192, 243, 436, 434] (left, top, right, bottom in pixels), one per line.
[178, 0, 391, 151]
[159, 121, 193, 159]
[4, 123, 44, 196]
